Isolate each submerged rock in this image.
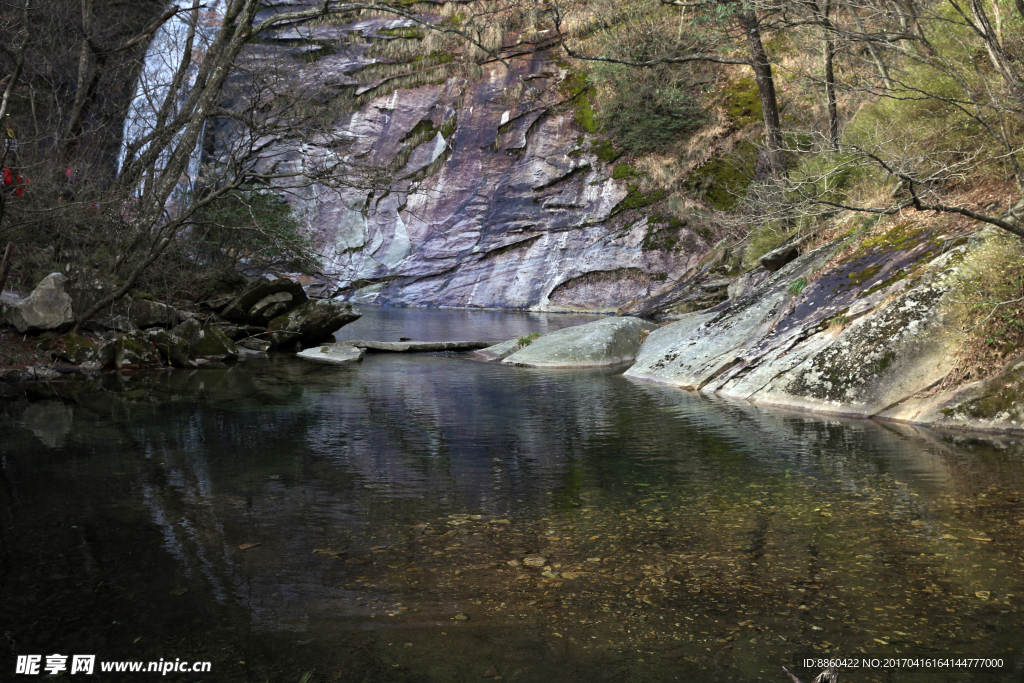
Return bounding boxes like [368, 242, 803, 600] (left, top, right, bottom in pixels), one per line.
[5, 273, 76, 333]
[502, 317, 658, 368]
[340, 340, 494, 352]
[296, 344, 363, 365]
[268, 299, 360, 344]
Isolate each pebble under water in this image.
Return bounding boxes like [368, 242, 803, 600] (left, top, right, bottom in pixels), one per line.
[2, 308, 1024, 683]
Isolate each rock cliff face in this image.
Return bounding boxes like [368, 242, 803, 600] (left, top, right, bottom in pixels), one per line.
[242, 11, 701, 311]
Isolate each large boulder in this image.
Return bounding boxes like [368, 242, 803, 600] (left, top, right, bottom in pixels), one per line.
[221, 277, 307, 324]
[502, 317, 659, 368]
[296, 344, 364, 365]
[172, 319, 238, 362]
[59, 332, 116, 367]
[145, 328, 196, 368]
[5, 273, 76, 333]
[115, 331, 163, 369]
[268, 299, 360, 345]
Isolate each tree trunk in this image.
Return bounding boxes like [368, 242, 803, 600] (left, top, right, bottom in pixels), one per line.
[738, 10, 786, 177]
[821, 0, 839, 150]
[0, 242, 12, 297]
[61, 0, 96, 161]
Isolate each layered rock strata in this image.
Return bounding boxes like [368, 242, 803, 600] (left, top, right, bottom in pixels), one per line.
[232, 12, 703, 312]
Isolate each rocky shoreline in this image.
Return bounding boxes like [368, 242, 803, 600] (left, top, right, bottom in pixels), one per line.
[6, 219, 1024, 438]
[1, 269, 360, 380]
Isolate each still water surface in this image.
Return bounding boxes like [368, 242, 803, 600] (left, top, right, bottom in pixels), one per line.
[3, 307, 1024, 682]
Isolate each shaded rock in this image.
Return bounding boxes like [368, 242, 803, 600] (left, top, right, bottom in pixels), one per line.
[339, 339, 494, 352]
[759, 242, 801, 272]
[60, 332, 115, 367]
[145, 329, 196, 368]
[248, 291, 298, 326]
[267, 330, 303, 350]
[268, 299, 360, 344]
[502, 317, 658, 368]
[5, 273, 75, 333]
[19, 365, 63, 381]
[296, 344, 364, 365]
[236, 346, 267, 359]
[700, 277, 734, 293]
[472, 338, 524, 362]
[221, 277, 306, 323]
[0, 289, 23, 307]
[202, 295, 234, 311]
[172, 319, 238, 362]
[115, 331, 163, 369]
[212, 323, 266, 341]
[728, 266, 769, 300]
[877, 340, 1024, 433]
[239, 338, 273, 352]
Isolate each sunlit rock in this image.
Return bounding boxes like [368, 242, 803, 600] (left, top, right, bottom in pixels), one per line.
[503, 317, 657, 368]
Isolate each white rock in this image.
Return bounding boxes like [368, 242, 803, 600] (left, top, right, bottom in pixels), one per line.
[296, 344, 364, 365]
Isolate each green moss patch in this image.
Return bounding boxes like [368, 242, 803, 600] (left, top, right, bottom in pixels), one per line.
[842, 221, 929, 263]
[724, 78, 762, 128]
[593, 139, 620, 163]
[847, 264, 883, 286]
[612, 163, 640, 180]
[685, 141, 759, 210]
[642, 214, 688, 252]
[614, 185, 667, 213]
[561, 73, 599, 134]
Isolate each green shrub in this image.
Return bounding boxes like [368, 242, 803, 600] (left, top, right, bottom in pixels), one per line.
[517, 332, 542, 346]
[593, 63, 706, 155]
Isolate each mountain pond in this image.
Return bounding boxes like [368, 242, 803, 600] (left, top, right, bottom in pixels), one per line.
[3, 307, 1024, 682]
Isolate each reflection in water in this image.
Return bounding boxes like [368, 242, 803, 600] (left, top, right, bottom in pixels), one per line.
[3, 315, 1024, 681]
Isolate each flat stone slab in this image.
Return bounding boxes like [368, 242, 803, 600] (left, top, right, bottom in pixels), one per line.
[502, 317, 658, 368]
[296, 344, 364, 365]
[338, 340, 496, 352]
[473, 338, 524, 362]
